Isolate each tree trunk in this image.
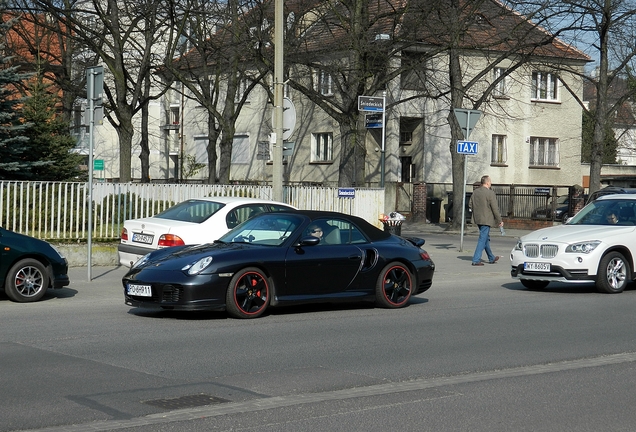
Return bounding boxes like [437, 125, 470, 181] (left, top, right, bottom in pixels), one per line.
[338, 117, 366, 187]
[207, 110, 219, 184]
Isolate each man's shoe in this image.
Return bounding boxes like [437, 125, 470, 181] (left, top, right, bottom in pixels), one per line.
[472, 262, 484, 266]
[488, 256, 500, 264]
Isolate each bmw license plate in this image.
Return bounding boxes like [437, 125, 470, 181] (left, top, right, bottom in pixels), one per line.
[524, 262, 550, 272]
[132, 233, 154, 244]
[127, 284, 152, 297]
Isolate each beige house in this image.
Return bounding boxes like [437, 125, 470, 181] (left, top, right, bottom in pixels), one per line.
[88, 0, 592, 205]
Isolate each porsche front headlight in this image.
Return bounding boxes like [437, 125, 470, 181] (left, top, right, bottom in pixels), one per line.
[132, 253, 151, 269]
[182, 256, 214, 275]
[565, 241, 601, 254]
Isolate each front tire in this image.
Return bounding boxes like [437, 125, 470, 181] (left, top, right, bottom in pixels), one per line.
[596, 252, 630, 294]
[4, 259, 49, 303]
[375, 262, 413, 308]
[226, 267, 270, 318]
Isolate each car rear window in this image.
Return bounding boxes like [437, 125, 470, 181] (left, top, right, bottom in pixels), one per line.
[154, 200, 224, 223]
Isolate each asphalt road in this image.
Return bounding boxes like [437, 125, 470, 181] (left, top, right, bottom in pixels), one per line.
[2, 230, 636, 431]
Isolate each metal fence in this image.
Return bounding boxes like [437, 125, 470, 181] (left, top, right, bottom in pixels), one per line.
[0, 181, 385, 241]
[491, 184, 573, 219]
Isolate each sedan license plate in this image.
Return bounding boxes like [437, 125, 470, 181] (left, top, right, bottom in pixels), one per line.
[524, 262, 550, 272]
[132, 233, 154, 244]
[127, 284, 152, 297]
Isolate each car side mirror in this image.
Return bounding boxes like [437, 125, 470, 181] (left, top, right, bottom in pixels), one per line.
[294, 236, 321, 247]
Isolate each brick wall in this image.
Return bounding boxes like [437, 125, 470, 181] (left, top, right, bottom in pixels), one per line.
[502, 218, 553, 230]
[412, 183, 427, 222]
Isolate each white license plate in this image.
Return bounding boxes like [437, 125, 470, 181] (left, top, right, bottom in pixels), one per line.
[132, 233, 154, 244]
[127, 284, 152, 297]
[524, 262, 551, 272]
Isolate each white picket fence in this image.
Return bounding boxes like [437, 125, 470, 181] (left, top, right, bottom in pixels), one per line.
[0, 181, 385, 240]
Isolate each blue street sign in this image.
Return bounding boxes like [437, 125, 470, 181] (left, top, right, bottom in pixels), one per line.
[338, 188, 355, 198]
[457, 141, 479, 155]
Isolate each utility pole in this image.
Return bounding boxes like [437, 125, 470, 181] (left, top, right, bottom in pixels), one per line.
[272, 0, 284, 201]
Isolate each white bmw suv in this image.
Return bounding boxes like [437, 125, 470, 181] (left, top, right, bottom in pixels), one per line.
[511, 194, 636, 293]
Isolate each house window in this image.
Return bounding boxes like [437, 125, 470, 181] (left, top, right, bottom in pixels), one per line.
[493, 67, 507, 97]
[235, 78, 251, 102]
[317, 71, 333, 96]
[532, 72, 559, 101]
[170, 106, 180, 124]
[491, 134, 507, 164]
[231, 135, 250, 164]
[529, 137, 559, 167]
[400, 131, 413, 145]
[400, 51, 427, 91]
[312, 132, 333, 162]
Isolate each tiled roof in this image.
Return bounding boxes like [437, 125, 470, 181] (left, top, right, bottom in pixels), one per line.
[175, 0, 590, 70]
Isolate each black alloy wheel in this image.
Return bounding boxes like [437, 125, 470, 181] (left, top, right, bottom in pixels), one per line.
[226, 267, 271, 318]
[375, 262, 413, 308]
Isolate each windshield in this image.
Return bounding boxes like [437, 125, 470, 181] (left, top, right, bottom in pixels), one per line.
[219, 213, 303, 246]
[567, 199, 636, 226]
[154, 200, 224, 223]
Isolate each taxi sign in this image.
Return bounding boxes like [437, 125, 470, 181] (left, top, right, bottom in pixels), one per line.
[457, 141, 478, 155]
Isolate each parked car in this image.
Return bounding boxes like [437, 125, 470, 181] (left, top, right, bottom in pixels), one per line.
[0, 227, 69, 302]
[586, 186, 636, 204]
[531, 195, 587, 221]
[118, 197, 296, 267]
[123, 210, 435, 318]
[511, 194, 636, 293]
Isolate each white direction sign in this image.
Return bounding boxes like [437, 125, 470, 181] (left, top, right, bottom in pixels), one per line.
[453, 108, 482, 139]
[358, 96, 385, 112]
[457, 140, 478, 155]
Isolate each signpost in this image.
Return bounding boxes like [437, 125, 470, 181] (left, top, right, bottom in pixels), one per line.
[86, 65, 103, 281]
[453, 109, 482, 252]
[358, 94, 386, 187]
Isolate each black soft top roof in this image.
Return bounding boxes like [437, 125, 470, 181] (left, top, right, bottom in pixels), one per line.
[277, 210, 391, 242]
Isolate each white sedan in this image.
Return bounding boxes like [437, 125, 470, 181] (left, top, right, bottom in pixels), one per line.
[511, 194, 636, 293]
[118, 197, 295, 266]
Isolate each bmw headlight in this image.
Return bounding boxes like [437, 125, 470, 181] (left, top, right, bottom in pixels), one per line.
[514, 240, 523, 251]
[565, 241, 601, 254]
[182, 256, 214, 275]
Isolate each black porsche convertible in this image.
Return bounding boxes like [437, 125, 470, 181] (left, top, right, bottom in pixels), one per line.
[122, 210, 435, 318]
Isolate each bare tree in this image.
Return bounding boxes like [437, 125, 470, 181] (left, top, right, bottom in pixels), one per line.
[162, 0, 266, 184]
[17, 0, 171, 182]
[536, 0, 636, 194]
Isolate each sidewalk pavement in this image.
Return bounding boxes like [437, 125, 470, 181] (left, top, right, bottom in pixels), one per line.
[400, 220, 534, 239]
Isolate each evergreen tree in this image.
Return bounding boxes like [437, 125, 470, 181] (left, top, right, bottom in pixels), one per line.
[0, 7, 36, 179]
[22, 72, 85, 181]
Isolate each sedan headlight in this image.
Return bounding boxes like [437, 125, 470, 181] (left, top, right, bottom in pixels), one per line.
[182, 256, 214, 275]
[565, 241, 601, 254]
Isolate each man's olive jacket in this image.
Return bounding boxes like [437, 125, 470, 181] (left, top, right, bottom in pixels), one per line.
[469, 186, 502, 227]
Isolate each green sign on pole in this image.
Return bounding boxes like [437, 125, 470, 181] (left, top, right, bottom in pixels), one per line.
[93, 159, 104, 171]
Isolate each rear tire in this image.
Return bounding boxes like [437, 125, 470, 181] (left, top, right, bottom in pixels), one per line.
[375, 262, 413, 308]
[4, 259, 49, 303]
[596, 252, 630, 294]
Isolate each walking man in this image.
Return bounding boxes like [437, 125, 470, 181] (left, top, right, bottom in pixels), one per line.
[469, 175, 503, 266]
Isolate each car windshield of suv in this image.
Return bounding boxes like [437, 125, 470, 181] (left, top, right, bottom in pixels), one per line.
[567, 199, 636, 226]
[154, 200, 225, 223]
